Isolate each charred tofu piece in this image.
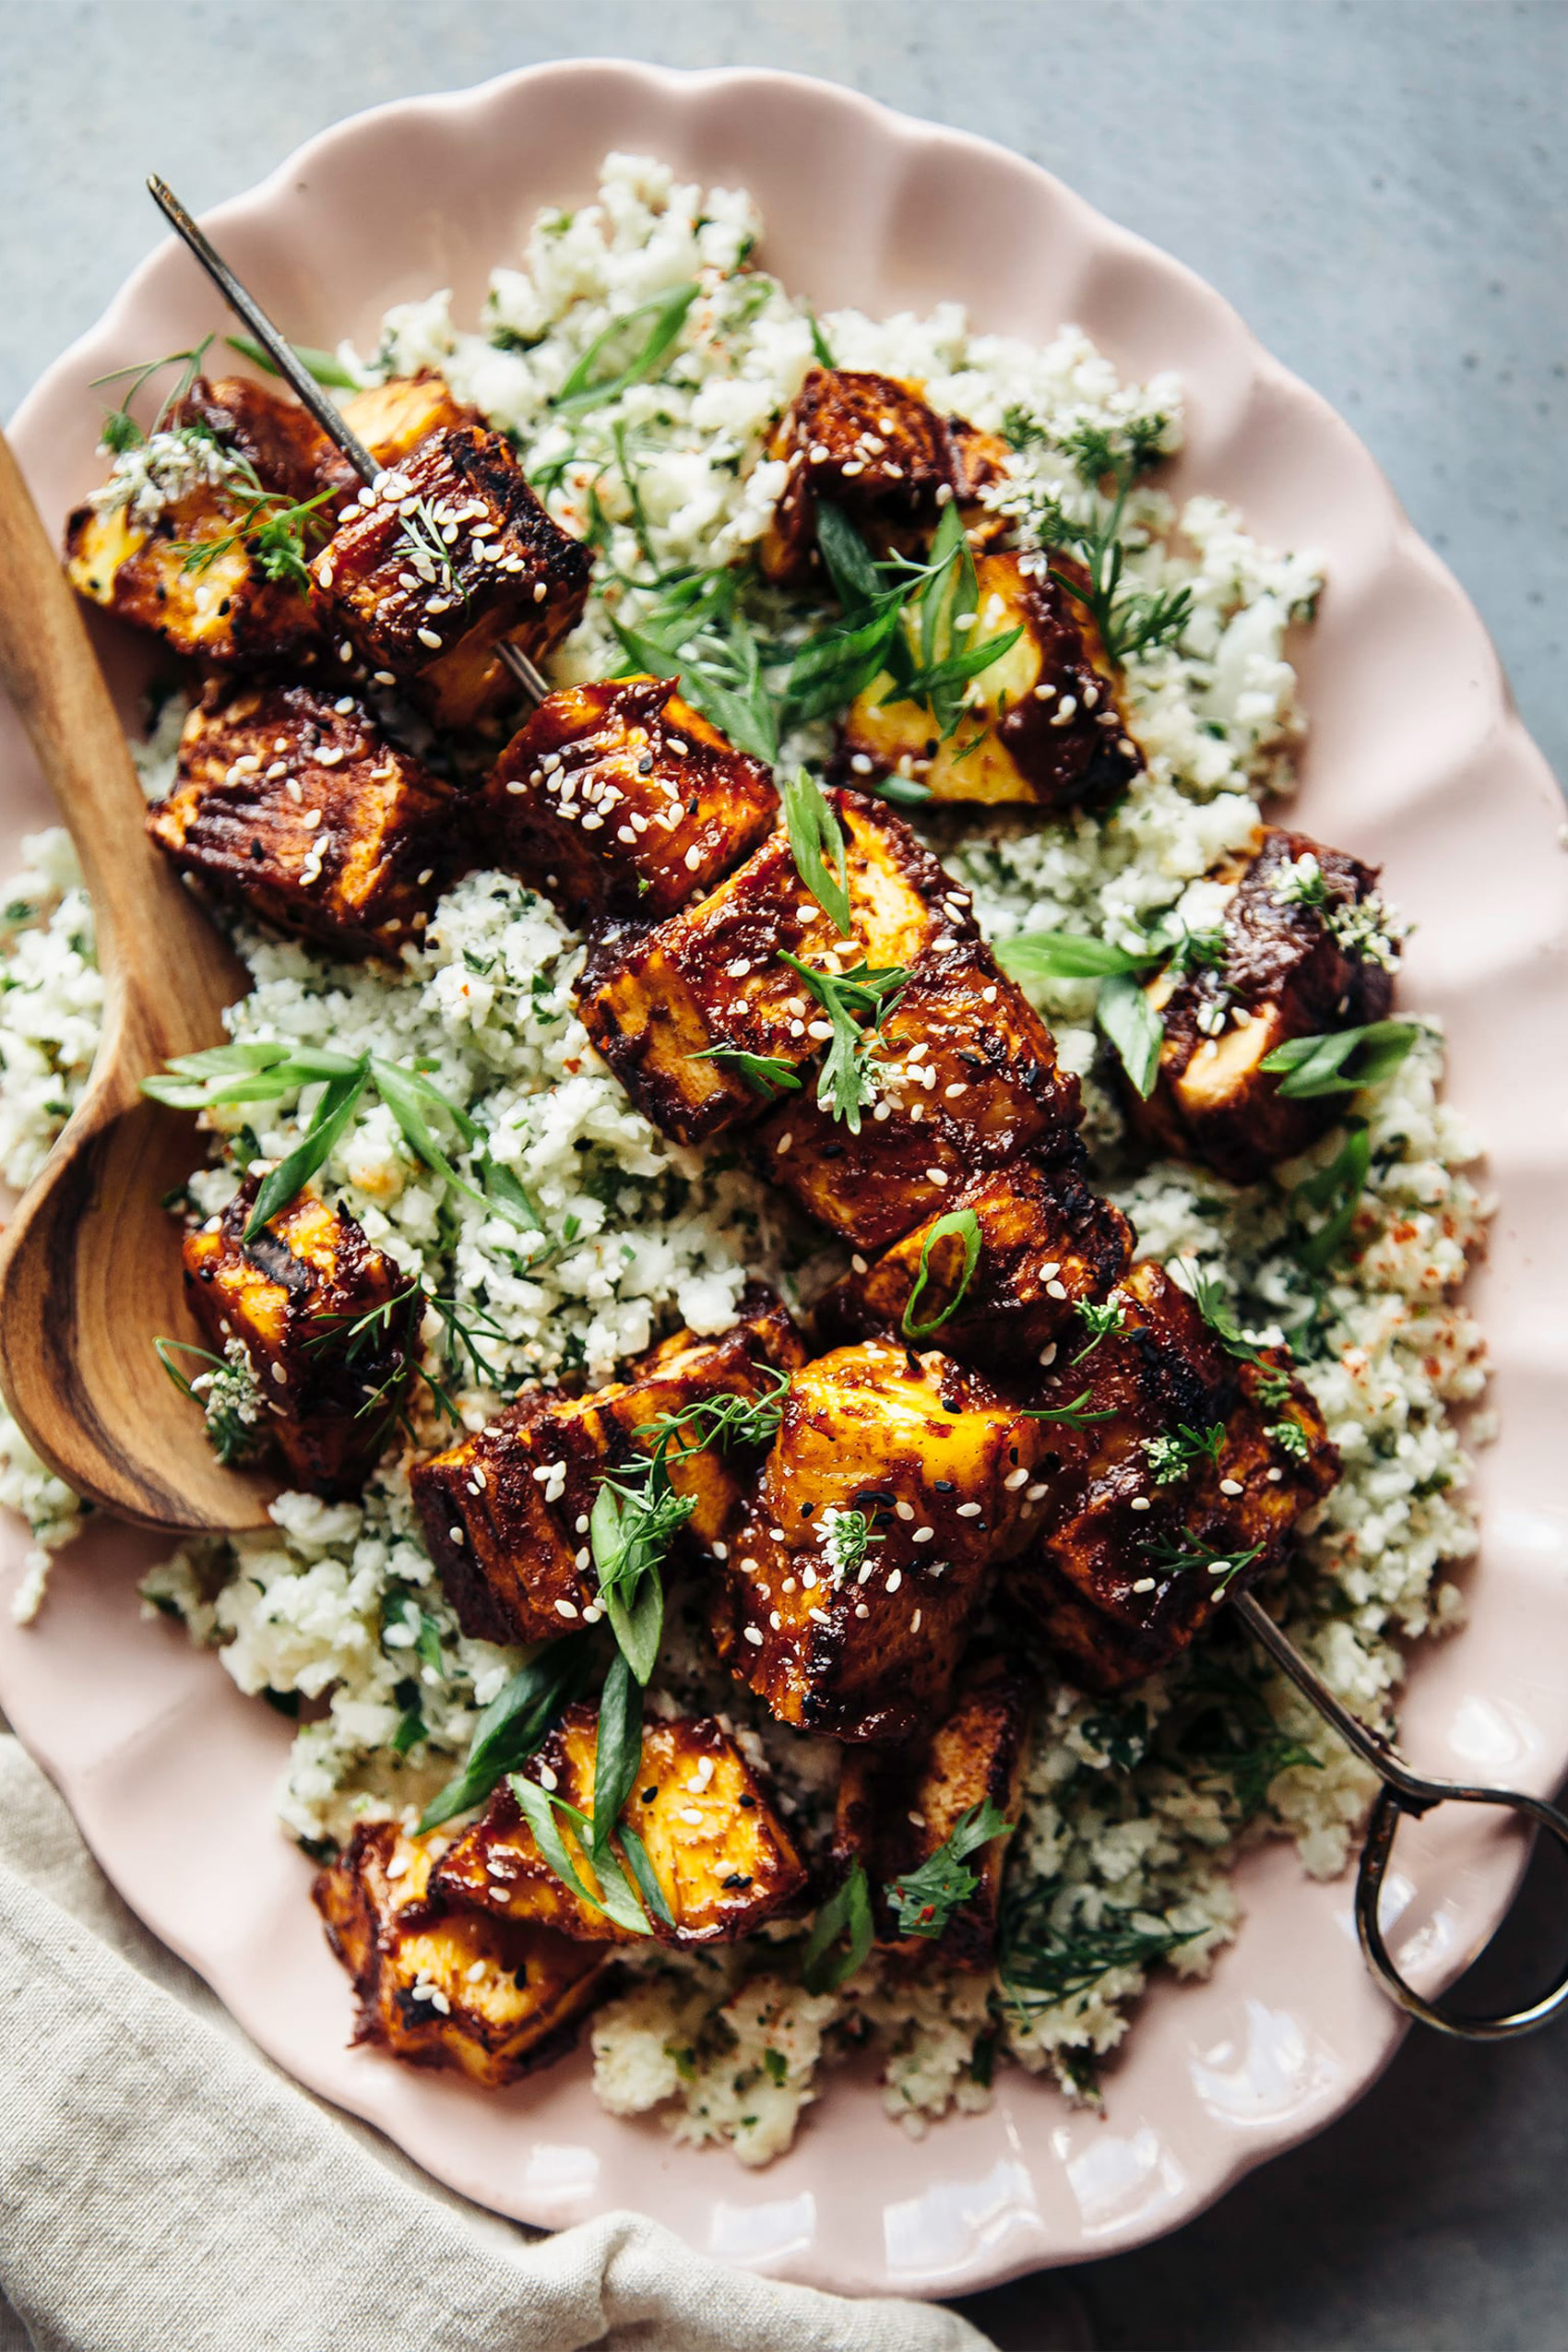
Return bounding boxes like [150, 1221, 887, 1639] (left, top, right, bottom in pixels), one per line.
[835, 1653, 1033, 1967]
[1132, 827, 1402, 1184]
[148, 679, 457, 956]
[758, 368, 1008, 587]
[576, 791, 957, 1146]
[65, 375, 326, 667]
[484, 675, 777, 924]
[839, 551, 1141, 807]
[314, 370, 484, 504]
[314, 1823, 606, 2087]
[824, 1157, 1134, 1368]
[1004, 1261, 1338, 1692]
[183, 1180, 418, 1497]
[710, 1342, 1047, 1742]
[433, 1705, 806, 1946]
[311, 425, 592, 727]
[411, 1289, 806, 1646]
[752, 940, 1081, 1252]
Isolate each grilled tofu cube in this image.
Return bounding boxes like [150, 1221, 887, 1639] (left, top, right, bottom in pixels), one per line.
[576, 791, 957, 1146]
[839, 551, 1141, 807]
[758, 368, 1008, 587]
[835, 1653, 1033, 1967]
[411, 1289, 807, 1646]
[484, 675, 777, 924]
[1004, 1261, 1338, 1692]
[314, 370, 484, 504]
[1132, 827, 1401, 1184]
[314, 1823, 606, 2086]
[752, 941, 1081, 1252]
[183, 1179, 418, 1497]
[311, 424, 592, 727]
[65, 375, 327, 668]
[824, 1157, 1134, 1367]
[148, 679, 457, 956]
[710, 1342, 1047, 1742]
[433, 1705, 806, 1947]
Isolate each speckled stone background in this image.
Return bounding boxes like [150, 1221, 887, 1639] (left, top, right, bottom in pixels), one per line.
[2, 6, 1564, 2347]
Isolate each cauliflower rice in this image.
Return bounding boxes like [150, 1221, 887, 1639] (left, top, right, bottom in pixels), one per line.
[0, 154, 1488, 2165]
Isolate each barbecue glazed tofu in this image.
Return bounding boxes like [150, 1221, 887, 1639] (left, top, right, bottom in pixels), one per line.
[148, 679, 457, 956]
[576, 791, 958, 1146]
[314, 371, 484, 504]
[758, 368, 1008, 587]
[1132, 828, 1402, 1184]
[752, 941, 1082, 1252]
[1004, 1261, 1338, 1692]
[710, 1341, 1047, 1742]
[65, 374, 326, 667]
[311, 424, 592, 727]
[824, 1158, 1134, 1367]
[314, 1823, 606, 2086]
[411, 1289, 806, 1646]
[839, 552, 1141, 808]
[433, 1706, 806, 1947]
[834, 1653, 1033, 1967]
[485, 675, 777, 924]
[183, 1180, 418, 1496]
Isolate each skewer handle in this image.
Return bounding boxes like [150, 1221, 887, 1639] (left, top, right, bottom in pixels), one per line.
[1233, 1590, 1568, 2038]
[144, 177, 550, 705]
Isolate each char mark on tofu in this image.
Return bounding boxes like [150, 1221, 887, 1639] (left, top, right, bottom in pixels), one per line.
[752, 939, 1082, 1252]
[313, 1823, 607, 2086]
[576, 790, 960, 1147]
[411, 1288, 807, 1647]
[147, 678, 458, 957]
[1004, 1261, 1338, 1692]
[758, 367, 1008, 588]
[433, 1705, 806, 1946]
[824, 1156, 1134, 1365]
[182, 1179, 418, 1498]
[835, 1652, 1033, 1968]
[311, 423, 592, 728]
[484, 674, 777, 924]
[709, 1341, 1048, 1742]
[314, 371, 485, 505]
[65, 373, 326, 668]
[838, 549, 1142, 808]
[1132, 826, 1402, 1184]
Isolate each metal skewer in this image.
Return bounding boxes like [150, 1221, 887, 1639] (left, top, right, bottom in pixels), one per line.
[148, 178, 1567, 2048]
[1232, 1589, 1568, 2038]
[146, 177, 551, 706]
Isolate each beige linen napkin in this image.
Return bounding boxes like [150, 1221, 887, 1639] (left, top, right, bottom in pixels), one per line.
[0, 1734, 1006, 2352]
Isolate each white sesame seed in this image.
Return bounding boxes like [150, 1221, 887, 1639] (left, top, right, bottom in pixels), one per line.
[554, 1598, 579, 1620]
[416, 626, 443, 650]
[1132, 1576, 1157, 1594]
[1220, 1478, 1245, 1497]
[895, 1501, 915, 1522]
[854, 1602, 870, 1619]
[1004, 1467, 1029, 1491]
[1131, 1497, 1152, 1514]
[910, 1609, 921, 1632]
[774, 1133, 793, 1154]
[886, 1569, 902, 1592]
[911, 1528, 933, 1546]
[533, 579, 548, 602]
[1026, 1482, 1048, 1503]
[1046, 1279, 1069, 1301]
[956, 1502, 982, 1518]
[743, 1625, 765, 1646]
[538, 1764, 559, 1791]
[269, 1361, 287, 1385]
[447, 1526, 465, 1545]
[769, 1611, 782, 1630]
[574, 1548, 589, 1570]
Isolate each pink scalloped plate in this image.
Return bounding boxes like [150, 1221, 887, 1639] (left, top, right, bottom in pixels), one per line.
[3, 62, 1567, 2301]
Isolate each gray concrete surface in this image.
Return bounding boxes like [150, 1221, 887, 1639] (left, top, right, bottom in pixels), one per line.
[2, 5, 1565, 2346]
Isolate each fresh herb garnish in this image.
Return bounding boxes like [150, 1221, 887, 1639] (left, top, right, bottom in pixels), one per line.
[1071, 1298, 1127, 1362]
[1033, 425, 1194, 667]
[1144, 1422, 1225, 1485]
[552, 281, 702, 414]
[884, 1800, 1011, 1941]
[688, 1046, 803, 1099]
[176, 459, 335, 591]
[589, 1469, 694, 1685]
[635, 1368, 792, 1463]
[611, 565, 779, 760]
[1000, 1880, 1200, 2016]
[776, 951, 909, 1134]
[418, 1636, 598, 1832]
[1095, 970, 1163, 1098]
[1139, 1532, 1265, 1596]
[223, 332, 360, 389]
[1173, 1261, 1284, 1369]
[779, 766, 850, 933]
[801, 1858, 874, 1992]
[508, 1770, 667, 1937]
[1289, 1122, 1372, 1273]
[1267, 1417, 1311, 1460]
[993, 927, 1165, 1097]
[90, 335, 215, 450]
[151, 1336, 263, 1465]
[1022, 1387, 1118, 1428]
[994, 931, 1157, 983]
[1260, 1020, 1422, 1100]
[806, 311, 836, 368]
[899, 1207, 982, 1340]
[1167, 1657, 1322, 1820]
[817, 1505, 882, 1580]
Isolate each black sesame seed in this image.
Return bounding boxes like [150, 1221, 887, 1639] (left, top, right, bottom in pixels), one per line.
[641, 1787, 657, 1802]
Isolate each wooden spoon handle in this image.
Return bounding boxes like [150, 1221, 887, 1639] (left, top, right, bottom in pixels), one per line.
[0, 425, 245, 1078]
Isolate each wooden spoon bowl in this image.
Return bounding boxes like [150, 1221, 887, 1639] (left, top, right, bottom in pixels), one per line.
[0, 424, 276, 1531]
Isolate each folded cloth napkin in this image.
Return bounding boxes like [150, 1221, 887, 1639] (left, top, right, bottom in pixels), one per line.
[0, 1734, 1001, 2352]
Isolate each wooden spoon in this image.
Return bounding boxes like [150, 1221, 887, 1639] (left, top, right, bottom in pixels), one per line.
[0, 424, 276, 1530]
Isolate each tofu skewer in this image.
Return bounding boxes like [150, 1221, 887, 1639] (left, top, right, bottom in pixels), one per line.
[146, 175, 554, 705]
